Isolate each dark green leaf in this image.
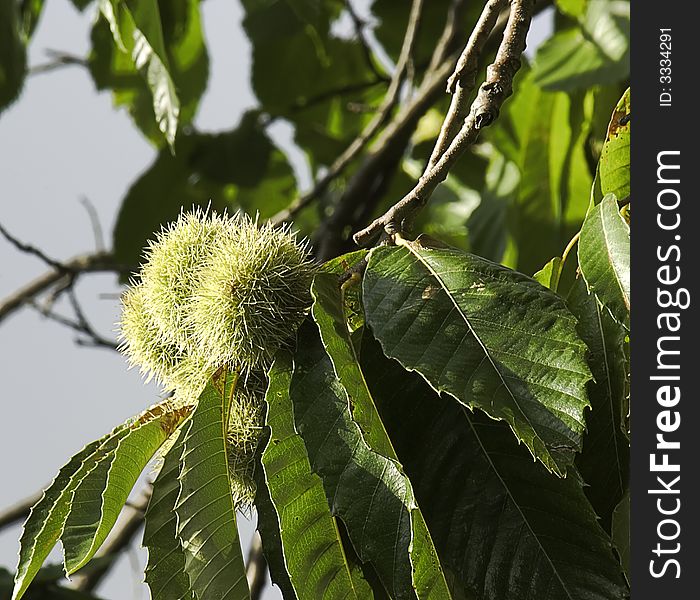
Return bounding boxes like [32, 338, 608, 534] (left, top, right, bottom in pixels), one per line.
[363, 239, 591, 476]
[362, 338, 629, 600]
[143, 429, 194, 600]
[241, 1, 382, 169]
[533, 0, 630, 92]
[312, 267, 451, 599]
[259, 350, 371, 599]
[19, 0, 45, 40]
[292, 319, 442, 599]
[598, 88, 630, 203]
[175, 370, 250, 600]
[578, 194, 629, 323]
[568, 279, 628, 531]
[61, 404, 191, 574]
[488, 72, 593, 275]
[0, 0, 27, 115]
[612, 492, 630, 581]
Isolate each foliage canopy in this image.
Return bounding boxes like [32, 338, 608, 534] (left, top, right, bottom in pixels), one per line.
[1, 0, 630, 598]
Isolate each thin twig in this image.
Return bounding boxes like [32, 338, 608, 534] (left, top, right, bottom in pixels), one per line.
[246, 532, 267, 600]
[79, 196, 106, 252]
[354, 0, 536, 246]
[427, 0, 509, 170]
[30, 288, 119, 350]
[344, 0, 387, 81]
[314, 0, 473, 259]
[270, 0, 426, 227]
[0, 491, 43, 531]
[0, 222, 65, 271]
[0, 251, 119, 325]
[29, 49, 87, 76]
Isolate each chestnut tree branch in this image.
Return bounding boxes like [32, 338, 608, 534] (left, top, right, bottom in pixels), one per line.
[354, 0, 536, 246]
[269, 0, 426, 227]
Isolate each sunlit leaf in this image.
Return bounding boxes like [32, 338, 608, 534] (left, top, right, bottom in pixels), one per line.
[13, 403, 189, 600]
[578, 194, 630, 324]
[488, 71, 593, 275]
[363, 238, 591, 475]
[143, 429, 194, 600]
[61, 404, 191, 574]
[175, 370, 250, 600]
[533, 0, 630, 92]
[598, 88, 630, 203]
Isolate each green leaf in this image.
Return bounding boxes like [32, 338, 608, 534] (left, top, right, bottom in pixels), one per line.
[143, 429, 194, 600]
[97, 0, 181, 147]
[0, 0, 27, 115]
[361, 338, 629, 600]
[61, 404, 191, 574]
[363, 238, 592, 476]
[612, 491, 630, 581]
[241, 1, 381, 169]
[13, 432, 123, 600]
[259, 350, 370, 599]
[464, 149, 519, 268]
[312, 266, 451, 599]
[533, 0, 630, 92]
[488, 72, 593, 275]
[19, 0, 45, 40]
[533, 257, 562, 290]
[598, 88, 630, 203]
[578, 194, 630, 324]
[291, 321, 416, 598]
[568, 279, 629, 531]
[175, 370, 250, 600]
[13, 403, 188, 600]
[112, 113, 297, 274]
[554, 0, 587, 18]
[90, 0, 208, 148]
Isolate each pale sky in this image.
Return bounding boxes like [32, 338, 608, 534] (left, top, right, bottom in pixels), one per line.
[0, 2, 552, 598]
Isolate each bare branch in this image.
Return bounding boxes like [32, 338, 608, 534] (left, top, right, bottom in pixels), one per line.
[427, 0, 509, 170]
[354, 0, 536, 247]
[246, 531, 267, 600]
[270, 0, 426, 227]
[0, 491, 43, 531]
[0, 251, 121, 325]
[0, 222, 65, 271]
[29, 49, 87, 76]
[30, 287, 119, 350]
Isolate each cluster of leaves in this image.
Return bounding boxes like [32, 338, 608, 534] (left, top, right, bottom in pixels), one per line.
[2, 0, 630, 598]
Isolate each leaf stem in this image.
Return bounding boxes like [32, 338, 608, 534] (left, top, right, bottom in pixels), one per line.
[557, 230, 582, 291]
